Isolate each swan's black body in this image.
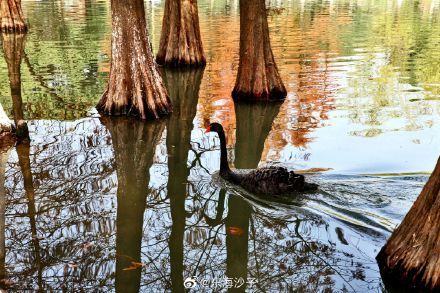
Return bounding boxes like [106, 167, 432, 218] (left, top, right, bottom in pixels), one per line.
[207, 123, 318, 195]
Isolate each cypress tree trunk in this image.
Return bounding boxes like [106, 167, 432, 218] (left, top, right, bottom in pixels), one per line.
[156, 0, 205, 67]
[2, 32, 28, 141]
[97, 0, 172, 119]
[232, 0, 286, 101]
[377, 156, 440, 291]
[0, 0, 27, 32]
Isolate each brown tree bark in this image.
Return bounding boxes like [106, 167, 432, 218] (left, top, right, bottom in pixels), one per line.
[232, 0, 286, 101]
[2, 32, 29, 141]
[156, 0, 206, 67]
[376, 156, 440, 291]
[97, 0, 172, 120]
[0, 0, 27, 32]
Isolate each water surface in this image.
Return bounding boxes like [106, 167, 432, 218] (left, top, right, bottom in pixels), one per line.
[0, 0, 439, 291]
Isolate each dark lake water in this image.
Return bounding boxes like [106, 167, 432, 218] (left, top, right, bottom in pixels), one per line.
[0, 0, 439, 291]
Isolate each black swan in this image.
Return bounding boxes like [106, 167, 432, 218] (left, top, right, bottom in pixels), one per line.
[206, 122, 318, 195]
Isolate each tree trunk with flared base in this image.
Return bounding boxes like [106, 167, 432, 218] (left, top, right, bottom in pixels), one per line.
[156, 0, 205, 67]
[376, 156, 440, 291]
[2, 32, 29, 141]
[0, 0, 27, 32]
[232, 0, 286, 101]
[97, 0, 172, 119]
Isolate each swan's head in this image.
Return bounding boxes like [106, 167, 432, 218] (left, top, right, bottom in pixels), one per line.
[205, 122, 224, 134]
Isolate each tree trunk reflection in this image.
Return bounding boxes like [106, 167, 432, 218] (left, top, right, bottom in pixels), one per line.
[163, 68, 203, 291]
[101, 117, 165, 293]
[1, 32, 29, 140]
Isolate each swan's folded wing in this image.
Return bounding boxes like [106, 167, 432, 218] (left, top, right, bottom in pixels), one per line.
[238, 167, 290, 195]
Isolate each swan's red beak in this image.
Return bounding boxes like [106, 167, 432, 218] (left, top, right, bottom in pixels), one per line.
[205, 126, 211, 133]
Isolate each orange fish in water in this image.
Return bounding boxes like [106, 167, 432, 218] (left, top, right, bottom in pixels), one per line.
[227, 226, 244, 236]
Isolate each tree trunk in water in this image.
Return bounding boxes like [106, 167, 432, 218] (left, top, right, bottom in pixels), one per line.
[101, 116, 165, 292]
[97, 0, 172, 119]
[0, 0, 27, 32]
[163, 68, 203, 291]
[232, 0, 286, 101]
[376, 156, 440, 291]
[156, 0, 205, 67]
[2, 32, 29, 141]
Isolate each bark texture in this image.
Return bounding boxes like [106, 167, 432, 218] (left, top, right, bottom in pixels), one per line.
[101, 116, 165, 292]
[0, 0, 27, 32]
[163, 68, 203, 291]
[377, 156, 440, 291]
[97, 0, 172, 119]
[156, 0, 205, 67]
[232, 0, 286, 101]
[2, 32, 29, 141]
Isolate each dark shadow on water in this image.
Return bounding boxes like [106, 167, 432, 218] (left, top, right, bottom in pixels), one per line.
[222, 100, 283, 292]
[100, 116, 165, 293]
[234, 100, 283, 169]
[162, 68, 204, 292]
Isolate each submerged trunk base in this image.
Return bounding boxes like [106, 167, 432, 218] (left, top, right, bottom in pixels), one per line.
[156, 56, 206, 68]
[232, 87, 286, 102]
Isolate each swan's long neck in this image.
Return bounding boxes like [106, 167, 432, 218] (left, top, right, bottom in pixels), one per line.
[217, 129, 231, 174]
